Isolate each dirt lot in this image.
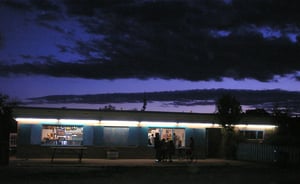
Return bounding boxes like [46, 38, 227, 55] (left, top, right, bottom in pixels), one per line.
[1, 164, 300, 184]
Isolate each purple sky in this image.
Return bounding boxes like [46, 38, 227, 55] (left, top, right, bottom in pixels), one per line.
[1, 0, 300, 112]
[1, 76, 300, 100]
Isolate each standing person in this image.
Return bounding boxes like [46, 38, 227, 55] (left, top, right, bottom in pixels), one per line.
[172, 133, 178, 148]
[189, 137, 195, 161]
[161, 139, 167, 162]
[154, 133, 161, 162]
[150, 134, 155, 146]
[167, 140, 175, 162]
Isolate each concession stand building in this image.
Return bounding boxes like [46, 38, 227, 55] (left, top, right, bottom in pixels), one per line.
[13, 107, 276, 159]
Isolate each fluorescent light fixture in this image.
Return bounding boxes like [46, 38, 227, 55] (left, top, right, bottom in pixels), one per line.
[16, 118, 100, 126]
[100, 120, 139, 127]
[178, 123, 219, 128]
[236, 124, 277, 129]
[59, 119, 99, 126]
[16, 118, 58, 124]
[140, 121, 178, 127]
[16, 118, 276, 130]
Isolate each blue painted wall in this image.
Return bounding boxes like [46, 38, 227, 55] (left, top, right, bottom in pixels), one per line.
[139, 127, 149, 146]
[83, 126, 94, 145]
[185, 128, 206, 147]
[31, 124, 42, 145]
[103, 127, 130, 146]
[18, 124, 31, 145]
[128, 127, 139, 146]
[93, 126, 104, 146]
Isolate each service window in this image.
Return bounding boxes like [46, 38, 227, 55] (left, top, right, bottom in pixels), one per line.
[148, 128, 185, 147]
[41, 125, 83, 146]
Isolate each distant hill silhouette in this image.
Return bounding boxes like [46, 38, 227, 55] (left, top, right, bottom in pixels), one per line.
[27, 89, 300, 114]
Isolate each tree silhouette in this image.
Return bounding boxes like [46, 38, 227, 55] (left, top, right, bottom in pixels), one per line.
[215, 94, 242, 159]
[271, 104, 290, 135]
[268, 104, 300, 146]
[141, 93, 147, 111]
[101, 104, 116, 111]
[0, 94, 16, 165]
[216, 94, 242, 130]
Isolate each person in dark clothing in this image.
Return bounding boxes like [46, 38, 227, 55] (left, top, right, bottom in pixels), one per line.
[154, 133, 161, 162]
[161, 139, 167, 162]
[167, 140, 176, 162]
[189, 137, 195, 161]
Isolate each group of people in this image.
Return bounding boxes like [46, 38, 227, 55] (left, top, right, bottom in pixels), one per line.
[154, 133, 176, 162]
[153, 132, 195, 162]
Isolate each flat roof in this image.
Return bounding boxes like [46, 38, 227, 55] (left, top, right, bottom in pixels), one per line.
[13, 106, 273, 125]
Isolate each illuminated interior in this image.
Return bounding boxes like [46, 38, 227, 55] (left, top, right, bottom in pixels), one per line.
[148, 128, 185, 147]
[41, 125, 83, 146]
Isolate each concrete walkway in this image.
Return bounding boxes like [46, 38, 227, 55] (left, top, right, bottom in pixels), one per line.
[8, 157, 266, 168]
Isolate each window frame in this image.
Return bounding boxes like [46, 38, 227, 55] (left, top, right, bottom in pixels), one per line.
[41, 125, 84, 146]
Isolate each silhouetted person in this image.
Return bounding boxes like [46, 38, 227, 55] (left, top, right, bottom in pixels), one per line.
[172, 133, 178, 148]
[167, 140, 175, 162]
[189, 137, 195, 161]
[150, 134, 155, 145]
[161, 139, 168, 161]
[154, 133, 161, 162]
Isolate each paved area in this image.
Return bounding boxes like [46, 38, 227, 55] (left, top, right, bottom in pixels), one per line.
[7, 157, 267, 168]
[3, 157, 299, 184]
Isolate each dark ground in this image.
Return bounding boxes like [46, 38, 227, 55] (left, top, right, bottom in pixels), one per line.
[1, 163, 300, 184]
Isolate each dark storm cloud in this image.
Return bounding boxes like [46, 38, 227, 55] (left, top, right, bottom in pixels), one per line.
[20, 54, 33, 59]
[1, 0, 31, 10]
[35, 13, 61, 22]
[0, 32, 3, 49]
[2, 0, 300, 82]
[30, 0, 60, 12]
[56, 44, 70, 53]
[63, 0, 300, 81]
[0, 61, 158, 79]
[1, 0, 60, 11]
[37, 22, 65, 33]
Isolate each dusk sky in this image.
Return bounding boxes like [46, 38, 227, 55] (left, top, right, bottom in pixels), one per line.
[1, 0, 300, 112]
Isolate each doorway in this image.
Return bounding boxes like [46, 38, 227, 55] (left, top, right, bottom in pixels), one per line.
[206, 128, 222, 158]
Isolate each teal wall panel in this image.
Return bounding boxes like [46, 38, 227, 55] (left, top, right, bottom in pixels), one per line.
[103, 127, 129, 146]
[139, 127, 149, 146]
[93, 126, 103, 146]
[31, 124, 42, 145]
[18, 124, 31, 145]
[83, 126, 94, 145]
[128, 127, 139, 146]
[185, 128, 206, 147]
